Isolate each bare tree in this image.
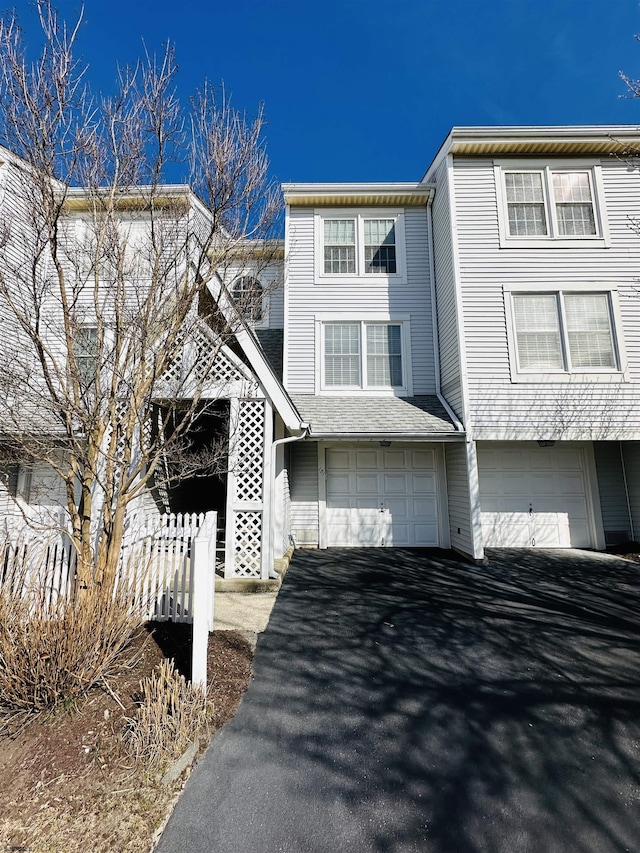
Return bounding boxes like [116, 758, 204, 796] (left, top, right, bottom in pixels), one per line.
[0, 2, 281, 592]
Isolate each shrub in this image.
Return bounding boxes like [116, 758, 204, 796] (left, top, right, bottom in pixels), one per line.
[0, 578, 141, 723]
[125, 658, 210, 770]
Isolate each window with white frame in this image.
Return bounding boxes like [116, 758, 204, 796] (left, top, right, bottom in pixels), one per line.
[322, 321, 406, 390]
[510, 291, 619, 374]
[231, 276, 263, 322]
[498, 165, 606, 244]
[318, 212, 404, 279]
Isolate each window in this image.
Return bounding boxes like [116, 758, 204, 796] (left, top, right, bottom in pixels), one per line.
[497, 164, 607, 245]
[317, 211, 405, 280]
[73, 326, 98, 385]
[510, 291, 619, 374]
[322, 322, 406, 390]
[231, 276, 263, 322]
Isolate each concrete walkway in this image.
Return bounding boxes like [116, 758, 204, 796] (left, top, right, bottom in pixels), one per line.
[156, 547, 640, 853]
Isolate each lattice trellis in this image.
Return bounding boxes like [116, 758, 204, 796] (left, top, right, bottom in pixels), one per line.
[158, 324, 249, 396]
[233, 400, 265, 503]
[233, 511, 262, 577]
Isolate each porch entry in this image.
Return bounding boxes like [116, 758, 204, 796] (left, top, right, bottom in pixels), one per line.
[323, 444, 440, 547]
[478, 442, 592, 548]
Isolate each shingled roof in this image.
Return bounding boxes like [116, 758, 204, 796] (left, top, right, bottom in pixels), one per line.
[290, 394, 462, 440]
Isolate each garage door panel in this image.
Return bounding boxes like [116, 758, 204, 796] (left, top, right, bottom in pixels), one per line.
[382, 450, 406, 469]
[355, 473, 378, 495]
[412, 471, 436, 493]
[503, 472, 530, 495]
[326, 449, 350, 470]
[355, 450, 378, 470]
[482, 512, 532, 546]
[384, 473, 409, 494]
[325, 445, 440, 548]
[478, 443, 592, 549]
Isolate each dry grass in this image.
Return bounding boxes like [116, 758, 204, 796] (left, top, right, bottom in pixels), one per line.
[125, 658, 211, 771]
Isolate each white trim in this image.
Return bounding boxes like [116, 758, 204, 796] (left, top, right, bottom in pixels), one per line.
[313, 209, 407, 285]
[502, 284, 629, 383]
[494, 161, 610, 249]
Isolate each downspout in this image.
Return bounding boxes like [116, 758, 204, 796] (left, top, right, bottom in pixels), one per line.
[267, 425, 310, 579]
[426, 194, 464, 432]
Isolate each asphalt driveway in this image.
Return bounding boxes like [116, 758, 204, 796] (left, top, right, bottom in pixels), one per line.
[156, 548, 640, 853]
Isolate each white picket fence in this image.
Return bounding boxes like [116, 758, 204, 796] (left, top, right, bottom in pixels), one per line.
[120, 511, 216, 627]
[0, 511, 217, 688]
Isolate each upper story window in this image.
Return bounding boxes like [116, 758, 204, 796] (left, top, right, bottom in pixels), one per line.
[231, 276, 263, 323]
[321, 321, 407, 392]
[503, 284, 627, 382]
[73, 325, 98, 385]
[316, 210, 406, 282]
[496, 162, 609, 248]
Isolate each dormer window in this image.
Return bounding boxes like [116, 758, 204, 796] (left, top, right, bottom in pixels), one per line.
[316, 210, 406, 282]
[231, 276, 263, 322]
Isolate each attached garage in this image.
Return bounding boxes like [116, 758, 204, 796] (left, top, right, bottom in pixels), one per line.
[322, 444, 442, 547]
[477, 442, 600, 548]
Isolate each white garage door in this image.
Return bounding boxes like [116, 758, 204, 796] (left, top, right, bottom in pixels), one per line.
[478, 443, 592, 548]
[325, 445, 439, 547]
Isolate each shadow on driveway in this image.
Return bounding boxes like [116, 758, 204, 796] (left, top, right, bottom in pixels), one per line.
[156, 548, 640, 853]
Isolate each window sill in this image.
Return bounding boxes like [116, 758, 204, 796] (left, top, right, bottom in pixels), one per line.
[314, 273, 407, 286]
[318, 388, 409, 397]
[509, 370, 628, 384]
[499, 236, 609, 250]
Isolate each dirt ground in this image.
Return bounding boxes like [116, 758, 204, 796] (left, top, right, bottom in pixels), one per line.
[0, 624, 254, 853]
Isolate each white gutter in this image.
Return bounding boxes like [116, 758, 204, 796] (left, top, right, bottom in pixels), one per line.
[266, 426, 310, 579]
[426, 194, 464, 433]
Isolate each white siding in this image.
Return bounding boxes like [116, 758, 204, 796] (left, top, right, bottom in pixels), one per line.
[453, 157, 640, 440]
[593, 442, 632, 543]
[289, 440, 319, 545]
[284, 206, 436, 395]
[622, 442, 640, 542]
[430, 159, 463, 420]
[444, 442, 476, 557]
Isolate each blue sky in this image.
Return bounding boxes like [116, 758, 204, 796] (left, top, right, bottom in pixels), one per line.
[17, 0, 640, 183]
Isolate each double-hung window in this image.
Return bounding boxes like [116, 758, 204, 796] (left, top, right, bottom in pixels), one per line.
[507, 289, 623, 378]
[498, 164, 607, 246]
[322, 321, 406, 391]
[318, 211, 405, 281]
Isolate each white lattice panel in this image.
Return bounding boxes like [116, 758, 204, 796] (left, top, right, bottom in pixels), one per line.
[234, 400, 265, 503]
[159, 324, 248, 395]
[233, 511, 262, 577]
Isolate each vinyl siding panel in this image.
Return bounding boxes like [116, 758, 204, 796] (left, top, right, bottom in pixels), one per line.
[453, 157, 640, 439]
[593, 441, 632, 543]
[622, 442, 640, 542]
[284, 206, 436, 395]
[289, 440, 319, 545]
[444, 442, 475, 556]
[431, 159, 463, 419]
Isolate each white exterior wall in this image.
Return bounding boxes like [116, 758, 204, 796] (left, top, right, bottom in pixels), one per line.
[444, 441, 482, 559]
[452, 157, 640, 440]
[284, 206, 436, 395]
[622, 442, 640, 541]
[430, 159, 463, 420]
[593, 442, 633, 543]
[289, 441, 319, 545]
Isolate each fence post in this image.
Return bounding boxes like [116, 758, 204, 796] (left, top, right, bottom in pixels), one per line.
[190, 511, 217, 690]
